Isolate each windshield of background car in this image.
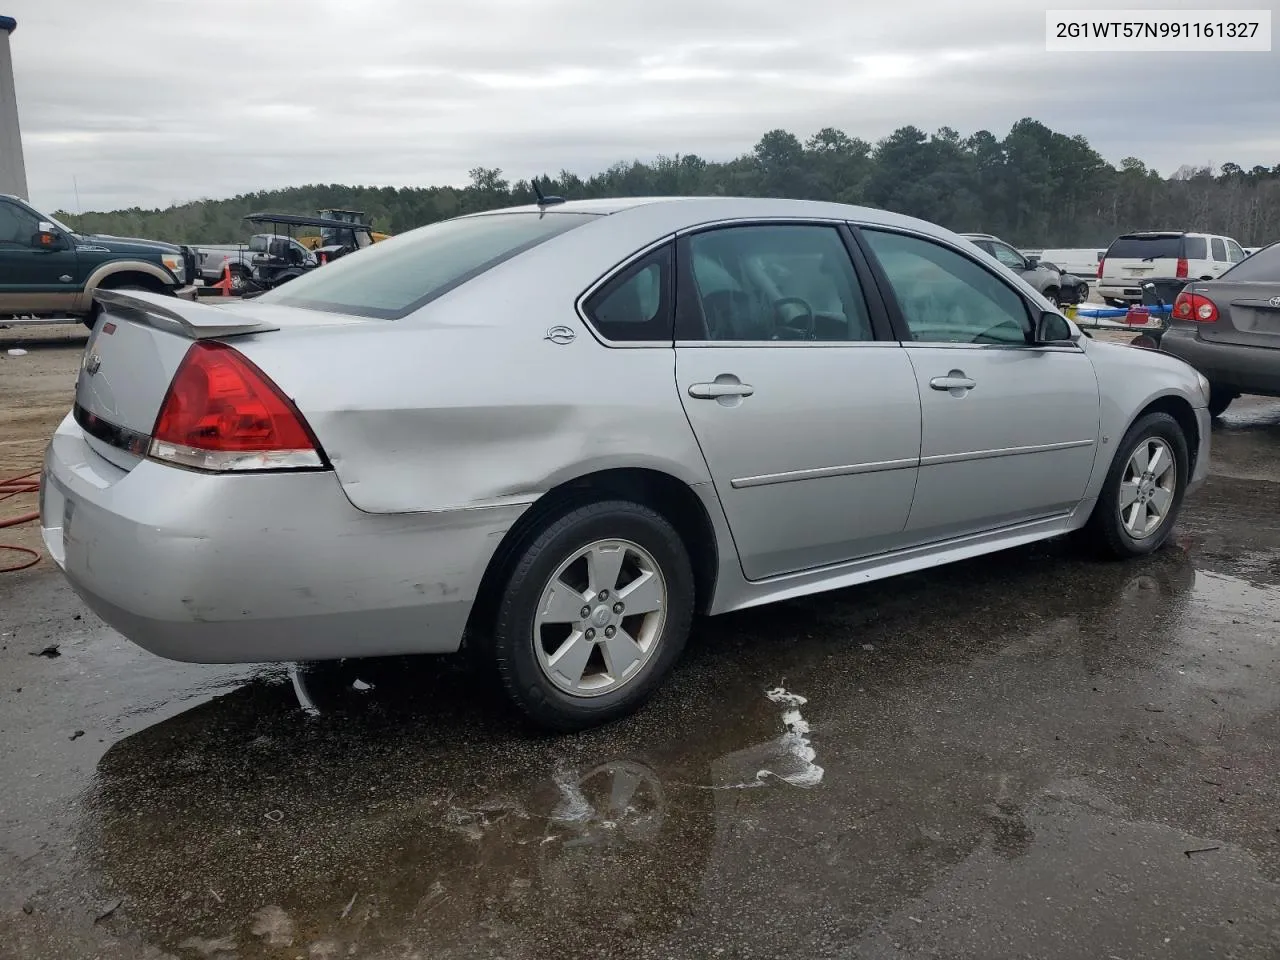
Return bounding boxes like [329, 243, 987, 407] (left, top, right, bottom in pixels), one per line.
[1107, 235, 1182, 259]
[257, 211, 599, 319]
[1219, 242, 1280, 282]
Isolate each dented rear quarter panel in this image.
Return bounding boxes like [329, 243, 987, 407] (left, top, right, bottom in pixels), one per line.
[231, 213, 715, 515]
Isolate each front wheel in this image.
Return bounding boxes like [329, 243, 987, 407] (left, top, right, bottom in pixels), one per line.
[489, 500, 695, 731]
[1082, 412, 1189, 559]
[1044, 288, 1060, 308]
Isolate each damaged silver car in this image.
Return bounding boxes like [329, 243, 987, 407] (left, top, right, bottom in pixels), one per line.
[42, 196, 1212, 729]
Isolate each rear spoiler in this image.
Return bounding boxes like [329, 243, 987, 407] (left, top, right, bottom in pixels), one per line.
[93, 289, 280, 340]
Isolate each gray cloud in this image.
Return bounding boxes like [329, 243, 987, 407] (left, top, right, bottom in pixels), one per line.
[6, 0, 1277, 213]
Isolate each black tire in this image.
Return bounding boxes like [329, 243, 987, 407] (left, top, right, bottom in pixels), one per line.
[1207, 385, 1235, 418]
[1044, 287, 1060, 308]
[488, 499, 694, 732]
[1076, 283, 1090, 303]
[1082, 412, 1189, 559]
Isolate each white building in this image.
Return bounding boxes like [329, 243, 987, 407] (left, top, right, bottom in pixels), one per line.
[0, 14, 27, 199]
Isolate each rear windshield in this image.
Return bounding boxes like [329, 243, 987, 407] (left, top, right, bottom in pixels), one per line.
[257, 211, 598, 319]
[1106, 235, 1182, 260]
[1220, 241, 1280, 281]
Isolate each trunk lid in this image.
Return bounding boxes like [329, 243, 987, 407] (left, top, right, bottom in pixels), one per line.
[1193, 280, 1280, 350]
[74, 289, 369, 471]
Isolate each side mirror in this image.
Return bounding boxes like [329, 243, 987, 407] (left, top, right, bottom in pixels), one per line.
[32, 230, 65, 251]
[1025, 255, 1040, 269]
[1034, 310, 1074, 344]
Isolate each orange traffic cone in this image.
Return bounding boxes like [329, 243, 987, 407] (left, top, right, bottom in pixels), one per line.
[212, 257, 233, 296]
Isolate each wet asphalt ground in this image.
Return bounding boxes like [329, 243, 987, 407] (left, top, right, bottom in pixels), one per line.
[2, 399, 1279, 960]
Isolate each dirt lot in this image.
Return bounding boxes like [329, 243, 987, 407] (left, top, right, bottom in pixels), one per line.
[0, 324, 87, 565]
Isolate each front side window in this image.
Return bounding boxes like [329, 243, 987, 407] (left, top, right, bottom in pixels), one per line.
[0, 201, 38, 248]
[1226, 239, 1246, 262]
[258, 211, 599, 319]
[678, 224, 873, 342]
[990, 241, 1027, 271]
[861, 229, 1031, 345]
[1211, 237, 1227, 262]
[582, 243, 673, 342]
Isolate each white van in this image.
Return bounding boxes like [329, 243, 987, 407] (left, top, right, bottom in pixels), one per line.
[1097, 231, 1247, 304]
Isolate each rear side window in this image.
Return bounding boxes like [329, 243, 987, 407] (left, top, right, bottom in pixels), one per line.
[1106, 235, 1182, 260]
[1220, 242, 1280, 281]
[1211, 237, 1227, 261]
[258, 212, 598, 319]
[582, 244, 673, 342]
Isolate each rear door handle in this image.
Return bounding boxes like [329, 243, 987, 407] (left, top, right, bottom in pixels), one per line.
[929, 375, 976, 392]
[689, 381, 755, 399]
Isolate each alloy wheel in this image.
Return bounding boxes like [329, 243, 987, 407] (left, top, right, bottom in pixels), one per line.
[1119, 437, 1177, 539]
[533, 539, 668, 697]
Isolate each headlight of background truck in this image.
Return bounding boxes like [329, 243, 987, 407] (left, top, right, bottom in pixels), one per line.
[161, 254, 186, 283]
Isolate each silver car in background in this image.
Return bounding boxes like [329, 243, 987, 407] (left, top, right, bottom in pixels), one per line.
[41, 197, 1212, 730]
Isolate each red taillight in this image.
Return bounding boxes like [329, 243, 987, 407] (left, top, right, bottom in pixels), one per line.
[149, 341, 325, 472]
[1172, 291, 1219, 324]
[1096, 258, 1104, 279]
[1175, 257, 1188, 278]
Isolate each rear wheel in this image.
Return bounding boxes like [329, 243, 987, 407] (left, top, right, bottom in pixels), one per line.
[1207, 385, 1235, 418]
[488, 500, 694, 731]
[1082, 412, 1188, 559]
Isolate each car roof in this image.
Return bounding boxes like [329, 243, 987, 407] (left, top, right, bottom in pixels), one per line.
[461, 195, 958, 239]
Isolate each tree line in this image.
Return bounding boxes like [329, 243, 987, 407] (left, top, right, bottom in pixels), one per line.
[56, 118, 1280, 248]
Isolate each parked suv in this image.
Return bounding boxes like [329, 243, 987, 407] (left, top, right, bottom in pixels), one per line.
[0, 194, 196, 328]
[960, 233, 1068, 306]
[1097, 231, 1246, 305]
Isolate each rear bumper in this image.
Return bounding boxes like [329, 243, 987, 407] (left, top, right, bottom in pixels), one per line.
[40, 414, 526, 664]
[1097, 283, 1146, 301]
[1160, 328, 1280, 396]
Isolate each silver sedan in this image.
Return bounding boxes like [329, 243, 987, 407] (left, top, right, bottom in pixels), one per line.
[41, 197, 1212, 730]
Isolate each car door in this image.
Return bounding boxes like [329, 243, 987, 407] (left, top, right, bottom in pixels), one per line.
[673, 221, 922, 581]
[854, 226, 1100, 544]
[0, 199, 79, 313]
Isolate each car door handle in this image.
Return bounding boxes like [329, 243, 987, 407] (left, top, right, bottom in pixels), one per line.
[929, 375, 976, 391]
[688, 381, 754, 399]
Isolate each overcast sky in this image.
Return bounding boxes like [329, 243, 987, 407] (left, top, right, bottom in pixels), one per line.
[5, 0, 1278, 214]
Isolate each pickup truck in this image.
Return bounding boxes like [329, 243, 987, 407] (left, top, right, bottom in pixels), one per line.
[0, 193, 196, 328]
[194, 234, 315, 292]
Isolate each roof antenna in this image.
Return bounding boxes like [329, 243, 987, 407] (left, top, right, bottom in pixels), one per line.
[531, 176, 565, 207]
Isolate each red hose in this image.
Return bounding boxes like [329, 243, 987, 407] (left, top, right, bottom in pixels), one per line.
[1, 470, 41, 572]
